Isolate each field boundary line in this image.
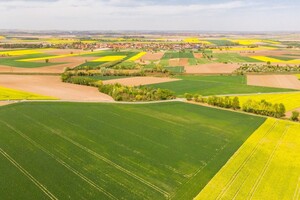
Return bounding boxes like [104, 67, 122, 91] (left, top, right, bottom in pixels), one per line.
[293, 176, 300, 200]
[21, 114, 170, 199]
[216, 120, 278, 200]
[0, 120, 118, 200]
[0, 148, 58, 200]
[248, 125, 290, 200]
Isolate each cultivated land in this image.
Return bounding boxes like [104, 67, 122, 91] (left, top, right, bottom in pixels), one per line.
[195, 118, 300, 200]
[0, 102, 265, 200]
[148, 75, 294, 96]
[1, 33, 300, 199]
[247, 75, 300, 90]
[0, 86, 55, 100]
[102, 76, 180, 86]
[184, 63, 240, 74]
[0, 75, 113, 101]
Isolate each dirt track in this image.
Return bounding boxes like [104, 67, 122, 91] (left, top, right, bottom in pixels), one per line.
[0, 75, 114, 101]
[247, 75, 300, 90]
[103, 76, 180, 86]
[185, 63, 240, 74]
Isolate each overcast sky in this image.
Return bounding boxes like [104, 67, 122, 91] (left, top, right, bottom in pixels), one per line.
[1, 0, 299, 31]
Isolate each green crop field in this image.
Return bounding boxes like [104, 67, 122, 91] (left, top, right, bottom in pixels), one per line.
[148, 75, 294, 96]
[0, 102, 265, 200]
[0, 54, 64, 68]
[75, 51, 139, 69]
[196, 118, 300, 200]
[213, 53, 260, 63]
[162, 52, 195, 59]
[206, 40, 237, 46]
[268, 55, 296, 61]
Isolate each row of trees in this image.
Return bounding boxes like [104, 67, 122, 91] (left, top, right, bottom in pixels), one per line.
[186, 93, 287, 118]
[235, 64, 300, 74]
[62, 73, 176, 102]
[185, 94, 241, 110]
[99, 83, 175, 101]
[241, 99, 286, 118]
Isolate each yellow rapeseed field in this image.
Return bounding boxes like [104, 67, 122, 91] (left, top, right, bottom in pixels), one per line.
[214, 46, 276, 52]
[0, 86, 57, 100]
[18, 50, 101, 62]
[237, 92, 300, 111]
[195, 118, 300, 200]
[0, 49, 42, 56]
[44, 38, 80, 44]
[18, 54, 79, 62]
[251, 56, 300, 64]
[296, 74, 300, 79]
[92, 56, 126, 62]
[0, 36, 5, 40]
[184, 38, 211, 44]
[229, 39, 280, 45]
[127, 52, 146, 61]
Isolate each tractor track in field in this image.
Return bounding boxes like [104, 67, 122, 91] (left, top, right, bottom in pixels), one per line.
[0, 120, 118, 200]
[21, 113, 171, 199]
[0, 147, 58, 200]
[247, 125, 290, 200]
[216, 120, 279, 200]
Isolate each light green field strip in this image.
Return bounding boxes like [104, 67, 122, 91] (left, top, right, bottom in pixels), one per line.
[237, 92, 300, 111]
[0, 86, 57, 100]
[195, 118, 300, 200]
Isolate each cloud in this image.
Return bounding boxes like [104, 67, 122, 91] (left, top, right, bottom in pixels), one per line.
[0, 0, 299, 31]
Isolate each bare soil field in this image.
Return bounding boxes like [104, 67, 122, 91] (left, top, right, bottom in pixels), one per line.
[0, 75, 114, 101]
[286, 107, 300, 118]
[103, 76, 180, 86]
[141, 52, 164, 60]
[185, 63, 240, 74]
[247, 75, 300, 90]
[0, 101, 15, 106]
[0, 62, 81, 73]
[169, 58, 189, 66]
[193, 53, 203, 59]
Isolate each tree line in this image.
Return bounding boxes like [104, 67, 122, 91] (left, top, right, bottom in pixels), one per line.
[185, 93, 287, 118]
[62, 73, 175, 102]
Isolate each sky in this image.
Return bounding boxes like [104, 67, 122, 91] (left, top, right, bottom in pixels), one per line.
[1, 0, 300, 31]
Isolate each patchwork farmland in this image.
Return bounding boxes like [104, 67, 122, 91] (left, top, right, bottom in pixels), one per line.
[1, 31, 300, 200]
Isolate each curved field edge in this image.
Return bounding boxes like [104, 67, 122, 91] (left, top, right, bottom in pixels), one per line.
[0, 102, 265, 200]
[0, 86, 58, 100]
[195, 118, 300, 200]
